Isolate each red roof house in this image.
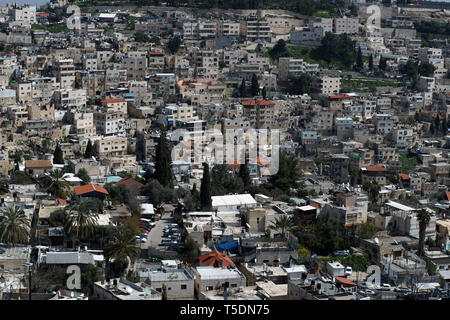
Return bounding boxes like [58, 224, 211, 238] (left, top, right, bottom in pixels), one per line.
[74, 184, 109, 199]
[198, 250, 235, 268]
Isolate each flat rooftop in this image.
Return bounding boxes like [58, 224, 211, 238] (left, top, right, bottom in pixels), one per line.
[196, 266, 244, 280]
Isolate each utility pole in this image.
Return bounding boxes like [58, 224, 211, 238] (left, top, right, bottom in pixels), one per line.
[23, 262, 33, 301]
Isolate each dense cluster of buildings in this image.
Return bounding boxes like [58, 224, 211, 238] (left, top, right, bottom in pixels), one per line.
[0, 0, 449, 301]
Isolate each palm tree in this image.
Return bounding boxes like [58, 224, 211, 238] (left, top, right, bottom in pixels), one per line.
[0, 206, 31, 245]
[104, 226, 140, 276]
[46, 169, 70, 198]
[417, 209, 432, 257]
[65, 201, 99, 241]
[269, 215, 293, 239]
[104, 226, 140, 261]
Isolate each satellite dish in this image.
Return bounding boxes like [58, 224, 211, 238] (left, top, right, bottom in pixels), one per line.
[126, 286, 133, 294]
[374, 237, 379, 244]
[70, 292, 74, 298]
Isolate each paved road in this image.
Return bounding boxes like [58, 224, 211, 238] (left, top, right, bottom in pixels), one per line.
[141, 211, 174, 250]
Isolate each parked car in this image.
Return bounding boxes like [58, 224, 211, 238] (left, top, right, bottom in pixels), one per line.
[380, 283, 391, 291]
[333, 250, 350, 257]
[394, 287, 411, 293]
[345, 266, 352, 276]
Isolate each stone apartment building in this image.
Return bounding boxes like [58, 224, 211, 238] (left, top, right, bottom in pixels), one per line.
[316, 76, 341, 95]
[330, 154, 349, 184]
[27, 103, 55, 121]
[122, 51, 147, 81]
[94, 136, 127, 158]
[55, 59, 75, 89]
[93, 111, 125, 136]
[100, 98, 128, 116]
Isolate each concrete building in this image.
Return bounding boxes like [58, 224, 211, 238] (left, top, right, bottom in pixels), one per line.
[194, 266, 247, 297]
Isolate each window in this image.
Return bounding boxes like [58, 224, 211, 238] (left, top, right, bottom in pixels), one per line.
[206, 286, 213, 291]
[181, 284, 187, 290]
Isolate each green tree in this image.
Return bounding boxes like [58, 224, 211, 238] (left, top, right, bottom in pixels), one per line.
[162, 284, 168, 300]
[84, 139, 96, 158]
[239, 163, 251, 189]
[239, 78, 247, 98]
[135, 31, 150, 42]
[287, 73, 313, 95]
[46, 169, 70, 198]
[261, 86, 267, 99]
[154, 130, 173, 187]
[297, 245, 311, 260]
[268, 153, 300, 193]
[268, 39, 288, 61]
[379, 56, 387, 71]
[48, 209, 69, 228]
[167, 36, 181, 54]
[363, 181, 381, 203]
[369, 54, 373, 71]
[417, 209, 431, 257]
[0, 205, 30, 245]
[269, 215, 292, 239]
[250, 73, 259, 97]
[104, 226, 140, 269]
[418, 61, 436, 77]
[355, 47, 363, 71]
[210, 164, 244, 195]
[76, 168, 91, 185]
[200, 163, 212, 211]
[357, 221, 377, 239]
[317, 33, 356, 68]
[53, 144, 64, 164]
[66, 200, 99, 241]
[142, 179, 178, 207]
[183, 236, 199, 260]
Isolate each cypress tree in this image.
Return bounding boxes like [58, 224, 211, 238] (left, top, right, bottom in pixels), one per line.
[355, 47, 363, 71]
[250, 73, 259, 97]
[239, 163, 251, 188]
[262, 86, 267, 99]
[369, 54, 373, 71]
[84, 139, 94, 158]
[239, 78, 247, 98]
[53, 144, 64, 164]
[154, 130, 172, 187]
[379, 56, 386, 70]
[200, 162, 212, 211]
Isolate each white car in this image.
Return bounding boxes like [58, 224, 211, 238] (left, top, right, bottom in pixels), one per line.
[345, 266, 352, 276]
[380, 283, 391, 291]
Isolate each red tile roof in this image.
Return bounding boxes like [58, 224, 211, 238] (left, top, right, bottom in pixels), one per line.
[399, 174, 410, 180]
[364, 165, 387, 172]
[446, 191, 450, 201]
[334, 276, 357, 286]
[309, 203, 320, 209]
[115, 176, 144, 191]
[74, 184, 109, 196]
[256, 100, 275, 106]
[101, 98, 125, 103]
[57, 198, 67, 205]
[329, 94, 351, 100]
[227, 160, 241, 166]
[241, 100, 257, 106]
[149, 51, 164, 56]
[198, 250, 235, 268]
